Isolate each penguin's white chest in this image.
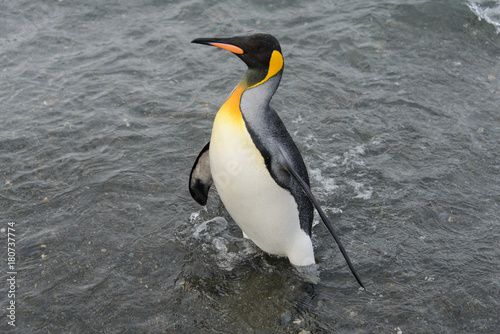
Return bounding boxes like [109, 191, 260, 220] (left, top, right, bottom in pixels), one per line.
[209, 101, 314, 265]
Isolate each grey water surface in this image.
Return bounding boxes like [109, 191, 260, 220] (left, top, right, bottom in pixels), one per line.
[1, 0, 499, 333]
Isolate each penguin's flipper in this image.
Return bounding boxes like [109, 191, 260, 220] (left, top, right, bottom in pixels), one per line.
[278, 150, 365, 289]
[189, 142, 212, 205]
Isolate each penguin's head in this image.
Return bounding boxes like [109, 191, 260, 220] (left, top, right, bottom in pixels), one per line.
[192, 33, 283, 87]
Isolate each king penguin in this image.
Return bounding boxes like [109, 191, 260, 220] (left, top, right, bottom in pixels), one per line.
[189, 33, 364, 288]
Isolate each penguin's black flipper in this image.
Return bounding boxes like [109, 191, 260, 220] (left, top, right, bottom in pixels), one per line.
[189, 142, 212, 205]
[279, 149, 365, 289]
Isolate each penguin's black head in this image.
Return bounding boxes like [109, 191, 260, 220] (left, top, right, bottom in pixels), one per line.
[192, 33, 283, 86]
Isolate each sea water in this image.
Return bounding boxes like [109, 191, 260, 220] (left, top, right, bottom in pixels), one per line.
[1, 0, 499, 332]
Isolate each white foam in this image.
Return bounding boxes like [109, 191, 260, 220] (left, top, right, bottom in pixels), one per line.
[189, 211, 200, 223]
[468, 0, 500, 33]
[342, 144, 366, 167]
[291, 113, 304, 125]
[348, 180, 373, 200]
[309, 167, 340, 193]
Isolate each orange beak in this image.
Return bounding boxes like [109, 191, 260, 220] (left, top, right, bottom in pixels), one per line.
[208, 42, 244, 55]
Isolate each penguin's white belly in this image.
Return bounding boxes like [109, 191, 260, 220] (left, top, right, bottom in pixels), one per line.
[210, 117, 314, 265]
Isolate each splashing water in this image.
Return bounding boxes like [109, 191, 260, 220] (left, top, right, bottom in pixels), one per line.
[468, 0, 500, 33]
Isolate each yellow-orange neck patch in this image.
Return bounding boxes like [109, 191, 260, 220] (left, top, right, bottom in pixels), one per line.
[249, 50, 283, 88]
[214, 50, 283, 131]
[215, 84, 245, 128]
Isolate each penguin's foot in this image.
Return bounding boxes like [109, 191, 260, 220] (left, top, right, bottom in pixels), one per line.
[293, 281, 321, 316]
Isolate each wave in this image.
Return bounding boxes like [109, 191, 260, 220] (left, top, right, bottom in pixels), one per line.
[467, 0, 500, 33]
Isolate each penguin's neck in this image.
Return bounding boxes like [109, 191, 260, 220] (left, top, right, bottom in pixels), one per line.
[243, 67, 282, 89]
[242, 67, 268, 88]
[214, 68, 282, 130]
[238, 69, 282, 109]
[237, 70, 283, 133]
[240, 67, 282, 108]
